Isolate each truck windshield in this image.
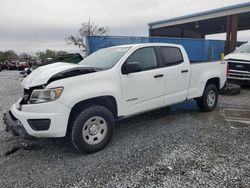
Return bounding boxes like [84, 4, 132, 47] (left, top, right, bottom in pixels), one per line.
[78, 47, 130, 69]
[234, 44, 250, 53]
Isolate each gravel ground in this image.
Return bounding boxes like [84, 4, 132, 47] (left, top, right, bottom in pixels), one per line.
[0, 71, 250, 188]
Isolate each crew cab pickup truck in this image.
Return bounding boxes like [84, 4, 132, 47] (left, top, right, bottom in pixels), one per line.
[3, 43, 227, 153]
[225, 42, 250, 85]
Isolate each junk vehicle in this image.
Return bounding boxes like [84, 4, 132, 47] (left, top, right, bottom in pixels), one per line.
[21, 53, 84, 77]
[4, 43, 228, 153]
[225, 42, 250, 85]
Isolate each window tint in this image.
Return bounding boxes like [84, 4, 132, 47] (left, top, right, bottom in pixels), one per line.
[126, 47, 158, 71]
[161, 47, 183, 66]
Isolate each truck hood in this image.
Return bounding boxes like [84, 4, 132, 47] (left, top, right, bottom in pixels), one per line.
[22, 62, 98, 89]
[225, 53, 250, 61]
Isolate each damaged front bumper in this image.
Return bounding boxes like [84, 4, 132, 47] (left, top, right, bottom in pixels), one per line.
[3, 111, 32, 139]
[3, 98, 71, 138]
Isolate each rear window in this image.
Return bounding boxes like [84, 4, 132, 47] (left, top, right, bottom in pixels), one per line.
[161, 47, 183, 66]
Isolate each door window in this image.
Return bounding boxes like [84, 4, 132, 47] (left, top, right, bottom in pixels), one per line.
[161, 47, 183, 66]
[126, 47, 158, 71]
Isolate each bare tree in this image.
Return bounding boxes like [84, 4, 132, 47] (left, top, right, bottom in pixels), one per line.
[66, 18, 109, 52]
[19, 53, 32, 62]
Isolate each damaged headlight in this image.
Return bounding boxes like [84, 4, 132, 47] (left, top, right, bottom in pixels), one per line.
[29, 87, 63, 104]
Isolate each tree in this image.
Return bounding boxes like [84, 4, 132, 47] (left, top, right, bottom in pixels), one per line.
[36, 49, 68, 62]
[66, 18, 109, 52]
[56, 51, 68, 56]
[19, 53, 32, 62]
[0, 50, 18, 62]
[0, 51, 4, 62]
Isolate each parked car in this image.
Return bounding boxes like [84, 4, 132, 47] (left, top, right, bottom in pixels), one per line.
[17, 62, 29, 71]
[7, 62, 17, 70]
[4, 43, 227, 153]
[21, 53, 83, 77]
[225, 42, 250, 85]
[0, 62, 8, 70]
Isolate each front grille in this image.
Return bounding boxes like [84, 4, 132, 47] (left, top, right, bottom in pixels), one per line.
[227, 60, 250, 81]
[228, 61, 250, 72]
[20, 89, 33, 104]
[9, 110, 17, 121]
[228, 70, 250, 81]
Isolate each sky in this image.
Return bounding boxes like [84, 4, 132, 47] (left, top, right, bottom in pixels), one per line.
[0, 0, 249, 55]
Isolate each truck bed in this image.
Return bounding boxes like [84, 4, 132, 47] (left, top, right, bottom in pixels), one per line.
[187, 61, 227, 99]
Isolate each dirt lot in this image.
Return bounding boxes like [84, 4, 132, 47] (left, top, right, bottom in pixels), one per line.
[0, 71, 250, 188]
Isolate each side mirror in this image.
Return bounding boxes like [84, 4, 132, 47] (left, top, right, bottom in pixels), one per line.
[123, 61, 142, 74]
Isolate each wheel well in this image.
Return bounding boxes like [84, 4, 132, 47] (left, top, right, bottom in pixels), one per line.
[206, 77, 220, 90]
[66, 96, 118, 137]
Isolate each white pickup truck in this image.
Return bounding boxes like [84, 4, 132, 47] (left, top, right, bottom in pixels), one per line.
[4, 43, 227, 153]
[225, 42, 250, 85]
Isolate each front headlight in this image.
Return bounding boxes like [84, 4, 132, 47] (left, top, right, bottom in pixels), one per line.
[29, 87, 63, 104]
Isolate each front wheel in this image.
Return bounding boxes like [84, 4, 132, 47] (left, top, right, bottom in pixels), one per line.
[70, 105, 114, 153]
[197, 84, 218, 112]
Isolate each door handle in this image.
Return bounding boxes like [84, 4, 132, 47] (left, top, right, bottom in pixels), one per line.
[181, 70, 189, 73]
[154, 74, 164, 78]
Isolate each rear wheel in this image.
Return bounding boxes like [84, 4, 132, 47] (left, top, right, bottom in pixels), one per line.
[70, 105, 114, 153]
[197, 84, 218, 112]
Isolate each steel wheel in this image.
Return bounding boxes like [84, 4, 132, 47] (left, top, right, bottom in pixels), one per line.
[82, 116, 107, 145]
[207, 90, 216, 107]
[198, 84, 218, 112]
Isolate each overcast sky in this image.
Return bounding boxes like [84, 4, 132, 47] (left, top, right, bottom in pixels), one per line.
[0, 0, 249, 55]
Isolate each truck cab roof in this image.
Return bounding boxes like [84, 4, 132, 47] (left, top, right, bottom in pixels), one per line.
[110, 43, 183, 49]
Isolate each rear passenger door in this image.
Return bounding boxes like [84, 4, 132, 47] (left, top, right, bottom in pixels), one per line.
[160, 46, 190, 105]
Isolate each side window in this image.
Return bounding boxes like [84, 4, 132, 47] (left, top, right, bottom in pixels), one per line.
[126, 47, 158, 71]
[161, 47, 183, 66]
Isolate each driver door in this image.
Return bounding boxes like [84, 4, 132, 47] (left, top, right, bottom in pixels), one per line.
[120, 47, 165, 116]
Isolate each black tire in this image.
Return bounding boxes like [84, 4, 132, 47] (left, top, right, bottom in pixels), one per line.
[70, 105, 114, 153]
[196, 98, 203, 109]
[220, 83, 241, 95]
[198, 84, 218, 112]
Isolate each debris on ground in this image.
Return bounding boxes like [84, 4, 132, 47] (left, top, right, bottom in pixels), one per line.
[4, 143, 43, 156]
[4, 146, 21, 156]
[220, 83, 241, 95]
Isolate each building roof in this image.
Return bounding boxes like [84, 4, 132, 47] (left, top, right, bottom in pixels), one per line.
[148, 2, 250, 29]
